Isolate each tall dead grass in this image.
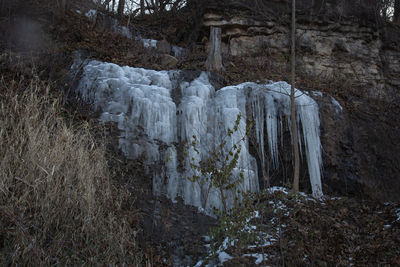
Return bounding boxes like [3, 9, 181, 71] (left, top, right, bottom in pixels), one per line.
[0, 77, 140, 265]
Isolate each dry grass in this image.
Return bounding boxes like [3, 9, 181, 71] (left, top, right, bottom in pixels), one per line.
[0, 77, 140, 265]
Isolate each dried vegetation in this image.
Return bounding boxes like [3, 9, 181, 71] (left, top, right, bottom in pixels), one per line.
[0, 77, 140, 265]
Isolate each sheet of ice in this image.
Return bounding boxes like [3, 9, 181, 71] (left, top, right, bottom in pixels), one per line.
[76, 59, 324, 212]
[249, 81, 323, 198]
[77, 60, 176, 143]
[76, 62, 259, 213]
[212, 85, 259, 209]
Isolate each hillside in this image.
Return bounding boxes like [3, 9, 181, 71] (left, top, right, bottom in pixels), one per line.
[1, 0, 400, 266]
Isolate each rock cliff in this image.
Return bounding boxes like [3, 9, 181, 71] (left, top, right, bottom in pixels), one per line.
[202, 1, 400, 201]
[203, 2, 400, 100]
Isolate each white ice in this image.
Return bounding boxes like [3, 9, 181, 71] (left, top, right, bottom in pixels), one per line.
[218, 252, 233, 264]
[76, 59, 324, 213]
[331, 96, 343, 114]
[248, 81, 323, 198]
[85, 9, 97, 19]
[243, 253, 269, 265]
[141, 38, 158, 48]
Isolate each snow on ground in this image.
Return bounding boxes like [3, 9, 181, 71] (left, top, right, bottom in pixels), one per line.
[140, 38, 158, 48]
[217, 252, 233, 264]
[243, 253, 270, 265]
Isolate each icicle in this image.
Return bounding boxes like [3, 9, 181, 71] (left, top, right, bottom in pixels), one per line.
[264, 93, 279, 168]
[246, 81, 323, 197]
[297, 94, 323, 198]
[251, 89, 266, 172]
[76, 60, 323, 214]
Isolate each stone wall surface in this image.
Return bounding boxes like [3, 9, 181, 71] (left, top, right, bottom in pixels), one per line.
[203, 4, 400, 100]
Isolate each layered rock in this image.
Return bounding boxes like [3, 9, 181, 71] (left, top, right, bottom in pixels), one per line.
[203, 4, 400, 100]
[202, 2, 400, 201]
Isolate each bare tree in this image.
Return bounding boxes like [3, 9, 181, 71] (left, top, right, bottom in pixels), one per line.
[140, 0, 145, 16]
[290, 0, 300, 194]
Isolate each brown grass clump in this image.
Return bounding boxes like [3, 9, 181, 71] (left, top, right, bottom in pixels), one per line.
[0, 77, 140, 265]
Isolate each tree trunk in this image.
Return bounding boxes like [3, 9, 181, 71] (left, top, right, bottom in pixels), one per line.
[61, 0, 67, 10]
[206, 26, 224, 73]
[290, 0, 300, 194]
[394, 0, 400, 24]
[117, 0, 125, 16]
[140, 0, 145, 17]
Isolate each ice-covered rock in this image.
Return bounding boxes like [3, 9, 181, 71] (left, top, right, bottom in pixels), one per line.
[75, 59, 324, 212]
[249, 82, 323, 198]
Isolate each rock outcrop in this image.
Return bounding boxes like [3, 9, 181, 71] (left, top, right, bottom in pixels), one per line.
[202, 2, 400, 100]
[202, 1, 400, 201]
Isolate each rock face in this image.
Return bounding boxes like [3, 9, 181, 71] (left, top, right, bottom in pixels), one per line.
[202, 2, 400, 100]
[202, 1, 400, 201]
[316, 93, 400, 201]
[160, 54, 178, 68]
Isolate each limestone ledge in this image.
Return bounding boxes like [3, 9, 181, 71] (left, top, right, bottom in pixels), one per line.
[203, 11, 400, 100]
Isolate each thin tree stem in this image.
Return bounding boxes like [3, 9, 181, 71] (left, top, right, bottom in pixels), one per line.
[291, 0, 300, 194]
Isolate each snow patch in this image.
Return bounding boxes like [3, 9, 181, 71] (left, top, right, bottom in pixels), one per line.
[312, 91, 323, 97]
[267, 186, 289, 194]
[243, 253, 269, 265]
[218, 252, 233, 264]
[85, 9, 97, 19]
[141, 38, 158, 48]
[194, 260, 203, 267]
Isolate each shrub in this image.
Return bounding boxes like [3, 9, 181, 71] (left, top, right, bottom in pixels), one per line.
[0, 77, 139, 265]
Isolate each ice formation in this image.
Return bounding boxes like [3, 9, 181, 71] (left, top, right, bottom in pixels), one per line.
[76, 60, 323, 213]
[249, 82, 323, 197]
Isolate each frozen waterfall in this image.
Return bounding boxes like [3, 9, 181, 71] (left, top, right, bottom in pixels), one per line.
[75, 60, 323, 213]
[248, 82, 323, 197]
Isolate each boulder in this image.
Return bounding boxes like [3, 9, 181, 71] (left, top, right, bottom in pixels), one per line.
[160, 54, 178, 69]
